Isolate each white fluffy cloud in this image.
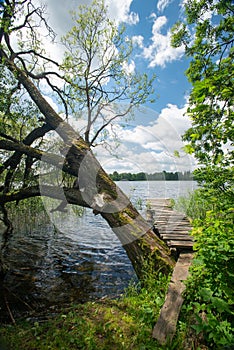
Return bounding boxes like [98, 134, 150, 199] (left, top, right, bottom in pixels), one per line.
[142, 15, 185, 68]
[132, 35, 144, 48]
[42, 0, 137, 32]
[119, 103, 190, 153]
[105, 0, 138, 25]
[122, 60, 136, 75]
[96, 104, 196, 174]
[157, 0, 172, 12]
[30, 0, 138, 63]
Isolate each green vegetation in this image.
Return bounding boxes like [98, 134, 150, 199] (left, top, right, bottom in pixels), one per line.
[171, 0, 233, 190]
[0, 0, 234, 348]
[174, 189, 234, 349]
[0, 271, 178, 350]
[171, 1, 234, 348]
[109, 170, 194, 181]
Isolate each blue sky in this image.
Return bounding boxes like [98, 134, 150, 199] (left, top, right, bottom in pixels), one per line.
[37, 0, 196, 174]
[126, 0, 191, 111]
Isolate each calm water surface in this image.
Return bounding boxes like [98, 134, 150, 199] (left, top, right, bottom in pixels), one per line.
[0, 181, 197, 320]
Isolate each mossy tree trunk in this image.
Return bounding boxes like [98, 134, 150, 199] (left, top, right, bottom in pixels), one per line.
[0, 58, 175, 278]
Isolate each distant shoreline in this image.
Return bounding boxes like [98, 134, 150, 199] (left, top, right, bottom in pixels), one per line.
[109, 171, 194, 182]
[113, 179, 195, 181]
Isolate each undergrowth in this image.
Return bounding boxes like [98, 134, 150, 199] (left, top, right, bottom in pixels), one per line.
[175, 189, 234, 349]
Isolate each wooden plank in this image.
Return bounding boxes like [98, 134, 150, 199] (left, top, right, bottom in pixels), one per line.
[159, 228, 192, 232]
[159, 229, 191, 237]
[157, 228, 191, 232]
[154, 217, 188, 221]
[160, 234, 193, 241]
[158, 226, 191, 230]
[148, 198, 171, 203]
[152, 253, 194, 344]
[155, 219, 190, 222]
[149, 205, 171, 208]
[157, 228, 192, 232]
[160, 230, 191, 234]
[167, 240, 194, 248]
[153, 208, 174, 211]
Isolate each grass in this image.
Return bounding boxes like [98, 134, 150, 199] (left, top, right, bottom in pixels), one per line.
[0, 270, 187, 350]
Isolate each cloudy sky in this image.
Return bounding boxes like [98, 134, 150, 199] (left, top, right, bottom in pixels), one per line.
[41, 0, 195, 174]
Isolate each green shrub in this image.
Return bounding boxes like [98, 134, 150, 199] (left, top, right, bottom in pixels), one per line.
[181, 192, 234, 348]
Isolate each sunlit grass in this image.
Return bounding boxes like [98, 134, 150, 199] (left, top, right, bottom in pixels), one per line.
[0, 271, 186, 350]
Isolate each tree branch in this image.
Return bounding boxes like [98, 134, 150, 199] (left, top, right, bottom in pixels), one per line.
[0, 185, 90, 208]
[90, 103, 133, 146]
[0, 138, 74, 172]
[0, 123, 52, 175]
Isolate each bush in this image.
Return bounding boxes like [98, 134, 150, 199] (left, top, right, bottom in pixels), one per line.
[180, 189, 234, 349]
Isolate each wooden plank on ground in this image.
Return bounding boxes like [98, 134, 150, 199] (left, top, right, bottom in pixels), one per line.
[152, 253, 194, 344]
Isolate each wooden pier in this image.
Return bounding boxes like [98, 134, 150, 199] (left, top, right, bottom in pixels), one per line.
[147, 198, 193, 255]
[146, 198, 194, 344]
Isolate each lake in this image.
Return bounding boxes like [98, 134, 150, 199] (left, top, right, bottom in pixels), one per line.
[0, 181, 197, 321]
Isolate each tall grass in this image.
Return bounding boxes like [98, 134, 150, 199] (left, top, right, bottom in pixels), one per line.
[174, 189, 215, 220]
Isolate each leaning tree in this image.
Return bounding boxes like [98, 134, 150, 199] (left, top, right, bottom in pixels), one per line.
[0, 0, 174, 278]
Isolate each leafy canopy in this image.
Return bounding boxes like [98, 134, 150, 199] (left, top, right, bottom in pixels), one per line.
[172, 2, 234, 346]
[171, 0, 234, 193]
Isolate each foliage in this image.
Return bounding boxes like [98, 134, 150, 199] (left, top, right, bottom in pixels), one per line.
[175, 189, 234, 348]
[171, 0, 234, 192]
[172, 2, 234, 346]
[174, 189, 215, 220]
[185, 207, 234, 347]
[6, 197, 48, 229]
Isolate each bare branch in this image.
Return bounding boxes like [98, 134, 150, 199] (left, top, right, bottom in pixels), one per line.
[90, 103, 133, 146]
[0, 124, 52, 175]
[13, 49, 60, 67]
[0, 138, 71, 173]
[11, 7, 38, 32]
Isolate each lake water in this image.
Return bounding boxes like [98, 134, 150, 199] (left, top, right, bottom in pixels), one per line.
[0, 181, 197, 321]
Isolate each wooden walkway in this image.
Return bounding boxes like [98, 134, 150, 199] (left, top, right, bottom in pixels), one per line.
[146, 198, 193, 255]
[146, 198, 194, 344]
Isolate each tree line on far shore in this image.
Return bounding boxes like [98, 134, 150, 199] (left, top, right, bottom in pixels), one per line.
[109, 170, 194, 181]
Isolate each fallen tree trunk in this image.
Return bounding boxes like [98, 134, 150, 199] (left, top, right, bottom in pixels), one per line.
[0, 55, 175, 277]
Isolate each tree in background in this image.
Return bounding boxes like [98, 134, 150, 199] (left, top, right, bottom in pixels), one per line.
[61, 0, 155, 148]
[0, 0, 174, 278]
[172, 0, 234, 193]
[172, 1, 234, 347]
